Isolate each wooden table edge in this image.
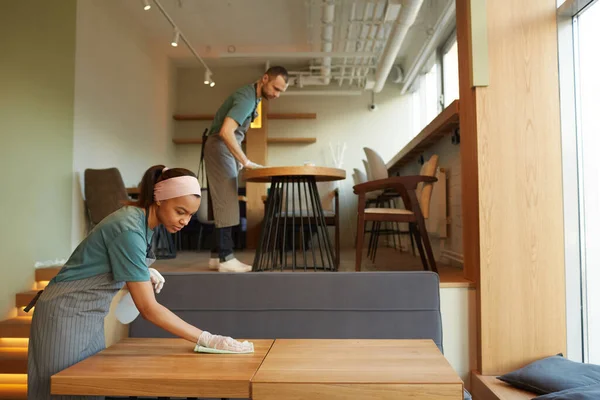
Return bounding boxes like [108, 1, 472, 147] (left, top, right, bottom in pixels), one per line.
[241, 166, 346, 183]
[51, 376, 252, 398]
[251, 382, 464, 399]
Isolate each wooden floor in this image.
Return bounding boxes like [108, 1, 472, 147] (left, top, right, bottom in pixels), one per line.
[153, 248, 474, 288]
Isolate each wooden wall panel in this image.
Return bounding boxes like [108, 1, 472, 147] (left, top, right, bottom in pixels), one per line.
[470, 0, 567, 375]
[457, 0, 481, 287]
[457, 0, 483, 373]
[245, 101, 268, 249]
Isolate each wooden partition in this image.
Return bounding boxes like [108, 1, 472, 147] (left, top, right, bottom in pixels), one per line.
[457, 0, 566, 375]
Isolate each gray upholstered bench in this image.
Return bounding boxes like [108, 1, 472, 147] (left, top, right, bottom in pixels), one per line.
[130, 271, 470, 399]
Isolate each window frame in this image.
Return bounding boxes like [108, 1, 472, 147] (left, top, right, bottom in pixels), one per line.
[556, 0, 598, 363]
[439, 29, 458, 110]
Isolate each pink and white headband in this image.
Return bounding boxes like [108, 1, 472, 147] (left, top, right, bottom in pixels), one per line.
[154, 167, 201, 201]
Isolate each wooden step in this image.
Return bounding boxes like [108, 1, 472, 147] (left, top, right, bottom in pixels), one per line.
[35, 267, 61, 282]
[0, 339, 28, 349]
[0, 319, 31, 339]
[36, 281, 49, 290]
[14, 292, 39, 309]
[0, 383, 27, 399]
[0, 348, 27, 374]
[0, 374, 27, 399]
[15, 309, 32, 318]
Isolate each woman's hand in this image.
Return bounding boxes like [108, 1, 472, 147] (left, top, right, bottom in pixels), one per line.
[197, 331, 254, 352]
[148, 268, 165, 293]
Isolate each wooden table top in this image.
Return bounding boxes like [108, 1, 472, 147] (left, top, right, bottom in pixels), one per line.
[51, 338, 274, 398]
[241, 166, 346, 183]
[253, 339, 461, 384]
[252, 339, 463, 400]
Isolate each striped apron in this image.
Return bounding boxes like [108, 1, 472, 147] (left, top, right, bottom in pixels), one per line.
[27, 258, 155, 399]
[204, 108, 256, 228]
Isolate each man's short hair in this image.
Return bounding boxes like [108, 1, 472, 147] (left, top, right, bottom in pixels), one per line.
[265, 66, 289, 83]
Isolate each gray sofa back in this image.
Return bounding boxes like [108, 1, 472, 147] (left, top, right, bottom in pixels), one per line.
[130, 271, 443, 351]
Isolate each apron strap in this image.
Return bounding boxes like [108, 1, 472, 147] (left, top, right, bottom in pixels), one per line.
[198, 128, 209, 187]
[198, 128, 215, 221]
[24, 289, 43, 312]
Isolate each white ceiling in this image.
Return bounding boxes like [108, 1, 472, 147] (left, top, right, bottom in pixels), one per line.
[120, 0, 455, 87]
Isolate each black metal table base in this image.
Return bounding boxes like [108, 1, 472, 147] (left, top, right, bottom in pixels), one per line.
[252, 176, 336, 272]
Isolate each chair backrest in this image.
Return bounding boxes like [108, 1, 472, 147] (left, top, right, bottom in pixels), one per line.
[84, 168, 128, 226]
[317, 181, 336, 212]
[362, 159, 372, 181]
[416, 155, 439, 219]
[363, 147, 389, 180]
[353, 168, 368, 185]
[196, 188, 213, 224]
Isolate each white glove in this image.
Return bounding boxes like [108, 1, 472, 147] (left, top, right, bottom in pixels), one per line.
[148, 268, 165, 294]
[197, 331, 254, 353]
[243, 160, 264, 170]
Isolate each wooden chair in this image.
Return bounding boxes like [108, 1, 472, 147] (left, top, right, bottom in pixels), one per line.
[84, 168, 128, 232]
[353, 155, 439, 273]
[363, 148, 407, 259]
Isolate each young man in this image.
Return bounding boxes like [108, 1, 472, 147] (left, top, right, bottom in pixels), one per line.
[204, 66, 288, 272]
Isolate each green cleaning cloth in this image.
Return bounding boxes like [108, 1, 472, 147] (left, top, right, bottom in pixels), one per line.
[194, 344, 254, 354]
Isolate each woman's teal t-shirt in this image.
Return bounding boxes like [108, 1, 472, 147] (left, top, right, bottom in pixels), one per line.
[50, 206, 154, 284]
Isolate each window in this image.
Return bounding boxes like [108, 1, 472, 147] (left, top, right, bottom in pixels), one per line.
[558, 0, 600, 364]
[574, 0, 600, 364]
[424, 62, 439, 122]
[442, 39, 459, 107]
[411, 58, 441, 135]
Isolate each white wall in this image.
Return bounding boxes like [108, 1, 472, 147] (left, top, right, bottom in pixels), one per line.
[0, 0, 76, 320]
[174, 66, 417, 247]
[392, 132, 463, 263]
[71, 0, 177, 248]
[440, 287, 477, 388]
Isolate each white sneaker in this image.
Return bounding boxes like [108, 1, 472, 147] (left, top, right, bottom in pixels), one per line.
[208, 258, 219, 270]
[218, 258, 252, 273]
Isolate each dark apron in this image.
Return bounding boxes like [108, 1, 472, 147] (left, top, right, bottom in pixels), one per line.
[203, 90, 260, 228]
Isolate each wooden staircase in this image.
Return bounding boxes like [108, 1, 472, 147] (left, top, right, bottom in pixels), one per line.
[0, 267, 61, 399]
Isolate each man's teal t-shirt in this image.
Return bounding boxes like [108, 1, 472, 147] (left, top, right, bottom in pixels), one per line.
[209, 83, 259, 135]
[50, 206, 154, 284]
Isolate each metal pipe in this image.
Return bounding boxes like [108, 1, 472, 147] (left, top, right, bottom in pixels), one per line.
[309, 64, 378, 70]
[360, 0, 381, 80]
[340, 1, 357, 86]
[288, 70, 375, 77]
[281, 90, 363, 96]
[217, 51, 376, 58]
[362, 0, 390, 85]
[400, 0, 456, 94]
[350, 1, 374, 86]
[373, 0, 424, 93]
[321, 0, 335, 84]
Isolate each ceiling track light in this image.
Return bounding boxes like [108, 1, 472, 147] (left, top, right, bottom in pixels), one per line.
[142, 0, 151, 11]
[171, 29, 180, 47]
[152, 0, 214, 85]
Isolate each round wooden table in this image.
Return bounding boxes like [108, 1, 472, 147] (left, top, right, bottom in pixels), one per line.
[242, 166, 346, 272]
